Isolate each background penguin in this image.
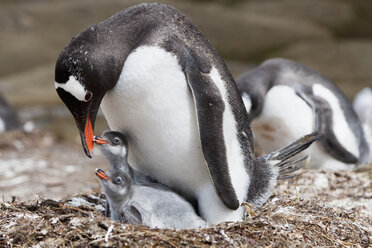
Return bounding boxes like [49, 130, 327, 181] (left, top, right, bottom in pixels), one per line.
[236, 58, 370, 169]
[0, 93, 20, 132]
[55, 3, 317, 224]
[353, 87, 372, 162]
[94, 132, 207, 229]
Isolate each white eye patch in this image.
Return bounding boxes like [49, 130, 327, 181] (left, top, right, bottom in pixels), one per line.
[55, 75, 90, 102]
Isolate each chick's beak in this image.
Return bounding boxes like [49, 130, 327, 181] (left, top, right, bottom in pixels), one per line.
[93, 136, 109, 145]
[95, 168, 110, 180]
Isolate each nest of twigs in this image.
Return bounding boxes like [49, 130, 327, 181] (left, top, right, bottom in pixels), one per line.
[1, 164, 371, 247]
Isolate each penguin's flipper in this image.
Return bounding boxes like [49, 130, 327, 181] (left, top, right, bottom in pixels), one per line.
[124, 203, 143, 225]
[184, 66, 240, 210]
[296, 91, 359, 164]
[105, 200, 111, 218]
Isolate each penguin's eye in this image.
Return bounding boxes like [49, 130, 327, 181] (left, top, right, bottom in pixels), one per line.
[85, 91, 92, 101]
[115, 177, 122, 184]
[113, 137, 120, 145]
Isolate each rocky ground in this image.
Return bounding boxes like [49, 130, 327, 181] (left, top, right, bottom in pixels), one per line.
[0, 131, 106, 202]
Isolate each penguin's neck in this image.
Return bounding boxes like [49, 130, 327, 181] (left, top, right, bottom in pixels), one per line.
[109, 195, 131, 221]
[109, 159, 146, 183]
[107, 186, 134, 221]
[109, 158, 130, 172]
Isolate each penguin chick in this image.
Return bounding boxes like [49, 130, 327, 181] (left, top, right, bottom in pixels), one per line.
[96, 168, 207, 229]
[95, 132, 207, 229]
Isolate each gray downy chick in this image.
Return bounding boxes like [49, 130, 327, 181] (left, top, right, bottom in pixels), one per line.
[94, 131, 155, 185]
[95, 131, 207, 229]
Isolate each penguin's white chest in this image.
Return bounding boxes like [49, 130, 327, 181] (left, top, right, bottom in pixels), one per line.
[101, 46, 209, 196]
[251, 85, 315, 152]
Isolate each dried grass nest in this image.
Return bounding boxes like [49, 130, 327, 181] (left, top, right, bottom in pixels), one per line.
[1, 165, 371, 247]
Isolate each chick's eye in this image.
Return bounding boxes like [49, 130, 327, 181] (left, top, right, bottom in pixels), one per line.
[85, 91, 92, 101]
[115, 177, 122, 184]
[113, 137, 120, 144]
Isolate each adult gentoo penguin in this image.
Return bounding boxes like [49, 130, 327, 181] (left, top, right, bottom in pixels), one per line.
[55, 3, 317, 224]
[236, 58, 370, 170]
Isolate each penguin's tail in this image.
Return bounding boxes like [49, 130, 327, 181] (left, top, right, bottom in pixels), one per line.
[266, 131, 320, 179]
[246, 132, 319, 207]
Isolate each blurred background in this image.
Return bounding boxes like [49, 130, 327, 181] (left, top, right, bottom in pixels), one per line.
[0, 0, 371, 201]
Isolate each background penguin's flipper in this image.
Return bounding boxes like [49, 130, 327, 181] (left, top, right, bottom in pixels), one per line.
[184, 66, 240, 210]
[296, 91, 359, 164]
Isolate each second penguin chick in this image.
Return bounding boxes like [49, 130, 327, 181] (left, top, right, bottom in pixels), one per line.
[95, 131, 207, 229]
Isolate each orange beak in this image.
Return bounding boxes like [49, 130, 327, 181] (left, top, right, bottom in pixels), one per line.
[95, 168, 110, 180]
[93, 136, 109, 145]
[85, 116, 94, 156]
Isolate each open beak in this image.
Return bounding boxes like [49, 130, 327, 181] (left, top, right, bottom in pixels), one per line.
[95, 168, 110, 180]
[93, 136, 109, 145]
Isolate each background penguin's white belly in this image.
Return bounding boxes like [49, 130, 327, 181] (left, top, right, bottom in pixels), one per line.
[101, 46, 210, 198]
[252, 85, 314, 153]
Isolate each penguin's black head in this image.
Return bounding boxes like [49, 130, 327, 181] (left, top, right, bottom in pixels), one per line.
[96, 131, 129, 148]
[93, 131, 129, 165]
[95, 168, 133, 202]
[55, 28, 122, 158]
